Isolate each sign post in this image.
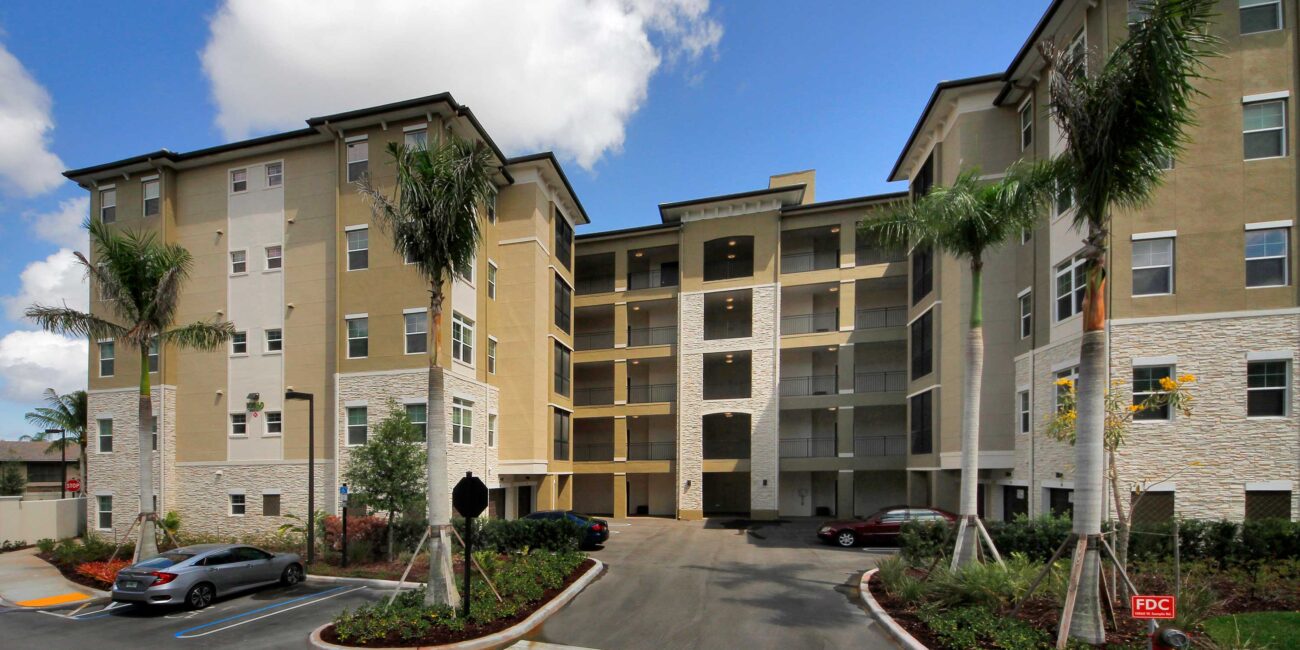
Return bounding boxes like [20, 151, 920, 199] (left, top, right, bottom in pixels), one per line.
[452, 472, 488, 619]
[339, 484, 350, 568]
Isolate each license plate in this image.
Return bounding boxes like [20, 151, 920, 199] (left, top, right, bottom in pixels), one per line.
[121, 581, 138, 589]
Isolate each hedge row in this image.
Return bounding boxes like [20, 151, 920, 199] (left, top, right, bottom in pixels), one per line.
[385, 517, 586, 555]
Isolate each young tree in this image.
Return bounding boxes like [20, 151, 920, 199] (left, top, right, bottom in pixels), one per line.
[862, 162, 1054, 567]
[1039, 1, 1217, 640]
[26, 219, 233, 559]
[343, 402, 427, 561]
[0, 462, 25, 496]
[359, 135, 497, 606]
[25, 389, 89, 493]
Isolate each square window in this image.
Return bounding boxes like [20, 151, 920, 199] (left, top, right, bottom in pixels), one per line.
[231, 169, 247, 193]
[346, 139, 368, 183]
[97, 419, 113, 453]
[452, 312, 474, 364]
[347, 406, 368, 445]
[266, 162, 282, 187]
[1246, 228, 1289, 287]
[1243, 100, 1286, 160]
[231, 413, 247, 436]
[1019, 292, 1032, 339]
[1132, 238, 1174, 296]
[99, 340, 115, 377]
[231, 250, 247, 274]
[404, 127, 427, 149]
[452, 398, 473, 445]
[265, 328, 282, 353]
[97, 495, 113, 529]
[100, 188, 116, 223]
[346, 317, 368, 358]
[404, 311, 428, 354]
[1132, 365, 1174, 420]
[143, 179, 160, 216]
[266, 245, 282, 270]
[487, 338, 497, 374]
[232, 331, 247, 355]
[265, 411, 282, 435]
[405, 403, 427, 440]
[346, 228, 368, 271]
[1247, 360, 1288, 417]
[229, 493, 246, 516]
[1240, 0, 1282, 35]
[262, 494, 281, 516]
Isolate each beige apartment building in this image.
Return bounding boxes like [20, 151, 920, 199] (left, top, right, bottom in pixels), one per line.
[67, 0, 1296, 540]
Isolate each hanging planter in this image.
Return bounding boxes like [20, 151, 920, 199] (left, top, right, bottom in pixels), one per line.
[246, 392, 264, 417]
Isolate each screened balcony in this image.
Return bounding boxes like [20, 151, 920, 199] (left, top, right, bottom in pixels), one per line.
[627, 357, 676, 404]
[574, 305, 615, 351]
[627, 298, 677, 347]
[853, 405, 906, 456]
[703, 351, 751, 400]
[574, 361, 615, 406]
[575, 252, 616, 295]
[854, 341, 907, 393]
[781, 283, 840, 335]
[781, 225, 841, 273]
[779, 409, 837, 458]
[627, 245, 679, 290]
[855, 225, 907, 266]
[703, 289, 752, 340]
[573, 418, 615, 462]
[780, 347, 838, 396]
[627, 414, 676, 460]
[854, 276, 908, 330]
[702, 412, 750, 459]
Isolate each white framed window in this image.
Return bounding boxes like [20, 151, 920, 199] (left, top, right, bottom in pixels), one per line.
[1245, 227, 1289, 287]
[266, 162, 283, 187]
[99, 187, 116, 223]
[265, 328, 283, 353]
[1018, 390, 1031, 434]
[1054, 183, 1074, 218]
[452, 312, 474, 365]
[1055, 255, 1087, 321]
[97, 418, 113, 453]
[265, 245, 283, 270]
[346, 138, 368, 182]
[98, 340, 115, 377]
[1133, 365, 1174, 421]
[150, 416, 158, 451]
[1056, 367, 1079, 408]
[1244, 99, 1286, 160]
[1247, 360, 1289, 417]
[487, 262, 497, 299]
[266, 411, 282, 435]
[347, 406, 368, 445]
[346, 227, 368, 270]
[230, 413, 247, 436]
[96, 495, 113, 530]
[405, 403, 427, 440]
[1132, 237, 1174, 296]
[488, 413, 497, 448]
[1068, 27, 1086, 78]
[487, 193, 497, 224]
[229, 493, 246, 516]
[148, 336, 160, 373]
[1019, 99, 1033, 151]
[231, 168, 248, 193]
[1240, 0, 1282, 35]
[404, 310, 428, 355]
[230, 250, 248, 274]
[1019, 290, 1032, 339]
[346, 316, 368, 359]
[232, 331, 247, 355]
[452, 397, 473, 445]
[404, 125, 427, 149]
[487, 337, 497, 374]
[142, 178, 160, 217]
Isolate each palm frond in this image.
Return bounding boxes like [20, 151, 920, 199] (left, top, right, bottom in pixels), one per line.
[162, 320, 235, 353]
[24, 306, 128, 341]
[25, 389, 88, 454]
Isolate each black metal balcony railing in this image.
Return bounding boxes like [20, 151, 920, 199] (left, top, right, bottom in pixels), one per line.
[628, 383, 676, 404]
[573, 442, 614, 462]
[554, 441, 569, 460]
[702, 439, 750, 459]
[628, 441, 676, 460]
[855, 247, 907, 266]
[627, 268, 679, 290]
[628, 326, 677, 347]
[574, 331, 614, 351]
[778, 436, 837, 458]
[779, 375, 837, 397]
[703, 321, 752, 340]
[576, 276, 616, 295]
[855, 306, 907, 329]
[703, 381, 751, 400]
[703, 259, 752, 281]
[853, 435, 907, 457]
[781, 250, 840, 274]
[782, 311, 838, 335]
[573, 387, 615, 406]
[855, 370, 908, 393]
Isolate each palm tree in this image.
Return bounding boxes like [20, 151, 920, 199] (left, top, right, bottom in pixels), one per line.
[359, 135, 497, 607]
[24, 389, 89, 493]
[26, 219, 233, 560]
[862, 162, 1054, 568]
[1039, 0, 1216, 642]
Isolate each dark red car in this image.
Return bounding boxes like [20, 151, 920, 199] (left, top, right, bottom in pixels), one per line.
[817, 506, 957, 547]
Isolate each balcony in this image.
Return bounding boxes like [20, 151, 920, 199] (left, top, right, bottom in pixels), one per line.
[628, 414, 675, 461]
[573, 418, 614, 461]
[781, 250, 839, 274]
[575, 305, 615, 350]
[628, 441, 676, 460]
[854, 340, 907, 393]
[782, 225, 841, 274]
[628, 326, 676, 346]
[573, 442, 615, 461]
[856, 226, 906, 266]
[574, 387, 615, 406]
[628, 383, 676, 404]
[782, 311, 838, 335]
[779, 374, 837, 397]
[853, 435, 906, 457]
[574, 361, 614, 406]
[703, 438, 750, 459]
[855, 306, 906, 330]
[627, 268, 679, 290]
[575, 252, 616, 295]
[779, 436, 836, 458]
[702, 412, 750, 459]
[627, 245, 679, 291]
[781, 282, 840, 336]
[575, 331, 614, 350]
[854, 370, 907, 393]
[702, 236, 754, 281]
[628, 298, 677, 346]
[703, 289, 752, 340]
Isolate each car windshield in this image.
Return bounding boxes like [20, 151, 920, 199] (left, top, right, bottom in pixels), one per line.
[135, 552, 194, 569]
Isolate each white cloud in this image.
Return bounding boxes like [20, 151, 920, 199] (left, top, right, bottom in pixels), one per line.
[201, 0, 722, 169]
[25, 196, 88, 251]
[0, 39, 65, 197]
[3, 249, 87, 321]
[0, 330, 85, 403]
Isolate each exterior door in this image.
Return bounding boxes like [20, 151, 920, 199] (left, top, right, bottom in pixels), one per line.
[1048, 488, 1074, 518]
[1002, 485, 1028, 521]
[518, 486, 533, 517]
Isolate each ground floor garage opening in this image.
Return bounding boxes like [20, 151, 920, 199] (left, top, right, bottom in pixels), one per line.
[855, 470, 907, 517]
[703, 472, 750, 516]
[778, 471, 837, 517]
[572, 474, 614, 516]
[627, 473, 675, 516]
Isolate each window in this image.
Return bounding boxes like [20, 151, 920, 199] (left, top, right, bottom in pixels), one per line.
[405, 403, 427, 440]
[452, 398, 473, 445]
[1245, 489, 1292, 520]
[143, 178, 160, 216]
[231, 169, 247, 193]
[97, 495, 112, 529]
[347, 406, 368, 445]
[1068, 28, 1086, 79]
[100, 188, 116, 223]
[487, 262, 497, 299]
[1127, 0, 1151, 26]
[229, 494, 246, 516]
[263, 494, 281, 517]
[1240, 0, 1282, 35]
[554, 274, 572, 333]
[265, 328, 282, 353]
[1246, 228, 1289, 287]
[487, 194, 497, 224]
[148, 336, 159, 373]
[232, 331, 247, 355]
[911, 247, 933, 304]
[1057, 367, 1079, 408]
[1132, 238, 1174, 296]
[400, 311, 427, 354]
[487, 338, 497, 374]
[97, 419, 113, 453]
[27, 463, 61, 483]
[404, 126, 427, 148]
[346, 228, 369, 271]
[99, 340, 115, 377]
[1244, 100, 1286, 160]
[1133, 365, 1174, 420]
[265, 245, 282, 270]
[1018, 390, 1031, 434]
[1055, 184, 1074, 217]
[259, 411, 280, 436]
[488, 413, 497, 448]
[346, 317, 368, 358]
[1056, 255, 1087, 320]
[555, 210, 573, 270]
[1247, 360, 1288, 417]
[452, 312, 474, 364]
[346, 138, 368, 182]
[1019, 100, 1033, 151]
[230, 413, 247, 436]
[266, 162, 282, 187]
[554, 342, 571, 396]
[459, 259, 474, 284]
[1019, 291, 1033, 339]
[231, 250, 247, 274]
[150, 416, 157, 451]
[910, 390, 932, 455]
[910, 310, 933, 379]
[553, 408, 570, 460]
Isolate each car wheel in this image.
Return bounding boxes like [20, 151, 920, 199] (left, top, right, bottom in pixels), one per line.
[836, 531, 858, 548]
[281, 563, 304, 586]
[187, 582, 214, 610]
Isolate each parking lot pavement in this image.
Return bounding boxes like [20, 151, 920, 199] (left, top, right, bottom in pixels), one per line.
[0, 579, 385, 649]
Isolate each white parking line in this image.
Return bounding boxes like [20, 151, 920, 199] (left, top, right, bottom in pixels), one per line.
[38, 600, 133, 620]
[174, 586, 365, 639]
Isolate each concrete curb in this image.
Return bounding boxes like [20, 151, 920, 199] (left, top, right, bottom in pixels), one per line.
[859, 568, 928, 650]
[309, 558, 605, 650]
[308, 574, 424, 590]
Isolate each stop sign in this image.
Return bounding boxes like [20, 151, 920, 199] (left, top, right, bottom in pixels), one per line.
[452, 472, 488, 518]
[65, 477, 81, 493]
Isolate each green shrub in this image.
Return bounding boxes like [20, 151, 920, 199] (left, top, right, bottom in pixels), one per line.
[899, 520, 952, 565]
[874, 555, 907, 592]
[985, 514, 1072, 562]
[926, 554, 1040, 611]
[36, 538, 56, 553]
[459, 517, 585, 553]
[893, 575, 929, 606]
[918, 603, 1052, 649]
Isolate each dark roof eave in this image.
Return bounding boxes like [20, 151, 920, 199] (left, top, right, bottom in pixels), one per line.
[995, 0, 1068, 106]
[506, 152, 590, 224]
[886, 73, 1004, 183]
[657, 184, 807, 221]
[576, 221, 679, 241]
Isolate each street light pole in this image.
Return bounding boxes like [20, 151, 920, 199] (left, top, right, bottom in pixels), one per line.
[46, 429, 65, 499]
[286, 390, 315, 565]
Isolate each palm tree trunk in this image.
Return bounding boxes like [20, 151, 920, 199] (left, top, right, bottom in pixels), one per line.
[954, 262, 986, 567]
[425, 288, 459, 606]
[137, 349, 158, 559]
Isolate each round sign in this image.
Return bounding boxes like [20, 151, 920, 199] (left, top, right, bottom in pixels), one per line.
[65, 478, 81, 493]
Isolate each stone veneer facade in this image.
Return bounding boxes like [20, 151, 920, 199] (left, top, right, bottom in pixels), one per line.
[86, 387, 174, 543]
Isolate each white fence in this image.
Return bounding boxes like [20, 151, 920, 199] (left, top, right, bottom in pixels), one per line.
[0, 496, 85, 544]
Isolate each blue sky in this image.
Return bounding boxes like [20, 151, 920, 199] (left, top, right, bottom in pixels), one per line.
[0, 1, 1048, 439]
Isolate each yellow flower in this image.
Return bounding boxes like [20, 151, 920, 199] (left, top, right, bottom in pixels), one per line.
[1178, 373, 1195, 383]
[1128, 404, 1141, 412]
[1158, 377, 1176, 391]
[1055, 378, 1074, 387]
[1066, 410, 1077, 420]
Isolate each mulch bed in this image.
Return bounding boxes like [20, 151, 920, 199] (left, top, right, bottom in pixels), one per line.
[319, 558, 597, 648]
[37, 552, 115, 592]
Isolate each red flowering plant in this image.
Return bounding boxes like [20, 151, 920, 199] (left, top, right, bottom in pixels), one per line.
[75, 559, 131, 587]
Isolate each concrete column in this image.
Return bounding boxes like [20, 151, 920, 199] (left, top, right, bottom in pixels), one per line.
[837, 343, 855, 396]
[614, 302, 629, 348]
[613, 250, 628, 292]
[613, 472, 627, 519]
[614, 360, 628, 404]
[614, 416, 628, 460]
[839, 219, 857, 268]
[836, 405, 854, 456]
[837, 469, 854, 518]
[537, 474, 558, 510]
[838, 279, 855, 331]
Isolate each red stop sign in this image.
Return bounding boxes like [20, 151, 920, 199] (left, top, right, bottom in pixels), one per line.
[65, 478, 81, 493]
[1131, 595, 1176, 619]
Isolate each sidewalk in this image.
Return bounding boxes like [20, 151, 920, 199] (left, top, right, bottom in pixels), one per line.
[0, 547, 106, 607]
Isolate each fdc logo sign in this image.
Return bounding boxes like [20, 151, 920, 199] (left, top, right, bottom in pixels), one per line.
[1130, 595, 1176, 619]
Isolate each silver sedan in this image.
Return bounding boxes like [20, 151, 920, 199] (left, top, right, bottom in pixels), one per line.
[111, 544, 305, 609]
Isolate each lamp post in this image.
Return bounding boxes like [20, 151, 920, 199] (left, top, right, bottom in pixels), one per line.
[45, 429, 65, 498]
[285, 390, 315, 565]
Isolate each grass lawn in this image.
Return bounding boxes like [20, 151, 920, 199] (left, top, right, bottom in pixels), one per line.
[1204, 612, 1300, 649]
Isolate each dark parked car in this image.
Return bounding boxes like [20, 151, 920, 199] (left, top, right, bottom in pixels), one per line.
[523, 510, 609, 547]
[111, 543, 304, 609]
[817, 506, 957, 547]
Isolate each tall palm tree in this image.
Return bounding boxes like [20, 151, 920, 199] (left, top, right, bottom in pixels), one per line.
[25, 389, 89, 493]
[359, 134, 497, 607]
[1039, 0, 1216, 642]
[27, 219, 233, 559]
[862, 162, 1054, 567]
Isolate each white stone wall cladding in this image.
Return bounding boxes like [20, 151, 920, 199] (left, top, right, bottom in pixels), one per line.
[172, 462, 334, 538]
[86, 388, 175, 543]
[1013, 314, 1300, 520]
